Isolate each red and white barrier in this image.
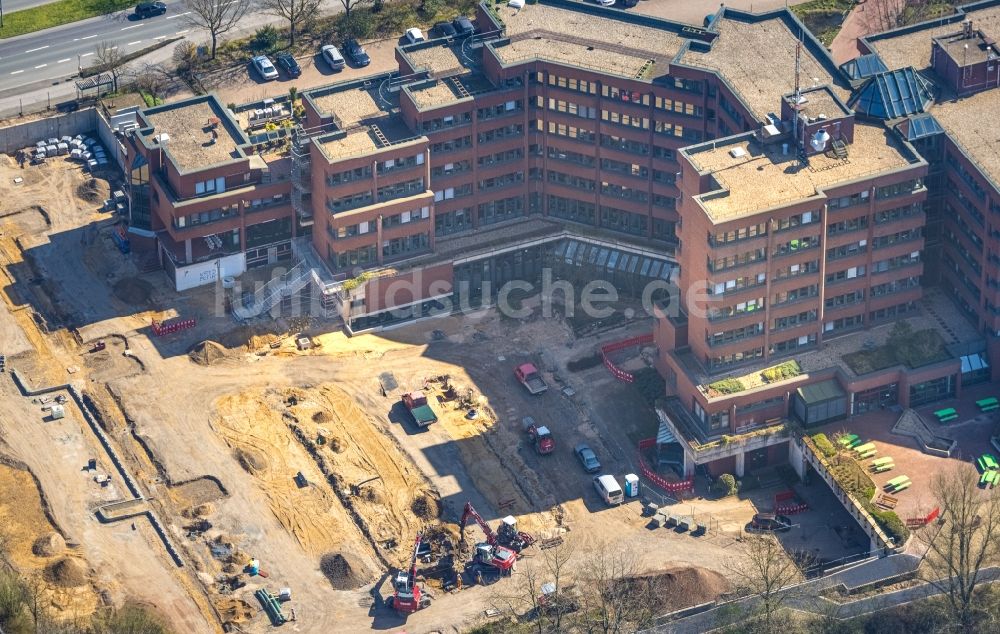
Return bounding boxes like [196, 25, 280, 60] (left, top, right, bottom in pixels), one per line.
[600, 333, 654, 383]
[151, 318, 196, 336]
[637, 437, 694, 494]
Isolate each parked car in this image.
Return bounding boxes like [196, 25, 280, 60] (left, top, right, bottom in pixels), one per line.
[574, 443, 601, 473]
[274, 52, 301, 78]
[343, 38, 370, 66]
[746, 513, 793, 533]
[434, 21, 458, 38]
[594, 0, 616, 6]
[251, 55, 279, 81]
[321, 45, 346, 70]
[134, 1, 166, 18]
[453, 16, 476, 37]
[405, 27, 425, 44]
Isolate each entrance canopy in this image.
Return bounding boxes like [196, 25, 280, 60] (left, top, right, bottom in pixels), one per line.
[797, 379, 846, 405]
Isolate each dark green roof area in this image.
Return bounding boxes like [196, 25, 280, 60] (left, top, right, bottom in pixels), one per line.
[797, 379, 846, 405]
[840, 54, 888, 81]
[847, 67, 934, 119]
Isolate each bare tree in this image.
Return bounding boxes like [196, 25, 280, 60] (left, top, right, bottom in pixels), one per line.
[260, 0, 323, 46]
[340, 0, 371, 19]
[94, 42, 126, 93]
[727, 535, 802, 631]
[133, 63, 175, 104]
[184, 0, 251, 59]
[866, 0, 907, 32]
[492, 542, 575, 633]
[920, 466, 1000, 634]
[577, 547, 659, 633]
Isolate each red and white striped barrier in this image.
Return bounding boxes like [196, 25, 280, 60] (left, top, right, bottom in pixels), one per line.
[776, 502, 809, 515]
[151, 318, 196, 336]
[600, 333, 654, 384]
[637, 437, 694, 494]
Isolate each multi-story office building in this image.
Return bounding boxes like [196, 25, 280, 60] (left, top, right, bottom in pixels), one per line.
[121, 0, 999, 477]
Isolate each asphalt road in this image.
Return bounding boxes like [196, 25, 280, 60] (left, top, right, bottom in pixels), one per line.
[0, 0, 193, 97]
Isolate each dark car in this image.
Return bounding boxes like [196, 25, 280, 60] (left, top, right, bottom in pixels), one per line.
[343, 39, 370, 66]
[453, 16, 475, 37]
[274, 52, 301, 78]
[574, 443, 601, 473]
[434, 21, 458, 38]
[746, 513, 793, 533]
[134, 1, 166, 18]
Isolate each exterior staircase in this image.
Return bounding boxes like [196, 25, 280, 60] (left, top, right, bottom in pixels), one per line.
[232, 261, 313, 322]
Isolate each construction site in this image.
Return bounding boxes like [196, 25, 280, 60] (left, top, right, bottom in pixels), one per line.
[0, 151, 808, 633]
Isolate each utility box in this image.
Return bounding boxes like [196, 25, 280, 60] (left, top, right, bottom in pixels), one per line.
[624, 474, 640, 498]
[49, 404, 65, 420]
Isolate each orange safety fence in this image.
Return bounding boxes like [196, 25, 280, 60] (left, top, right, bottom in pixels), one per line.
[600, 333, 654, 384]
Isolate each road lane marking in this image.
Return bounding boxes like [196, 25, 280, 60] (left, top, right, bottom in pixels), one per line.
[121, 24, 143, 30]
[57, 58, 72, 63]
[35, 64, 48, 68]
[81, 34, 98, 40]
[154, 35, 167, 40]
[80, 52, 94, 58]
[166, 11, 191, 19]
[11, 70, 24, 75]
[175, 29, 189, 35]
[24, 46, 49, 53]
[127, 41, 142, 46]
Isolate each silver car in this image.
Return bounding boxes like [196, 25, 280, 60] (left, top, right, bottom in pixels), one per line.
[321, 45, 346, 70]
[251, 55, 278, 81]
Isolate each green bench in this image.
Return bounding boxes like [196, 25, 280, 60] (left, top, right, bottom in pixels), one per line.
[981, 470, 996, 486]
[838, 433, 859, 447]
[985, 454, 999, 470]
[874, 462, 894, 474]
[977, 397, 999, 412]
[853, 442, 876, 454]
[893, 480, 912, 493]
[872, 456, 893, 467]
[939, 414, 959, 423]
[858, 449, 877, 460]
[934, 407, 957, 418]
[885, 475, 909, 489]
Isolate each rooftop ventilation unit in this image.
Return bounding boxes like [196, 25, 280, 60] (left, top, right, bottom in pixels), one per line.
[763, 123, 781, 138]
[729, 147, 747, 158]
[810, 128, 830, 153]
[154, 133, 170, 145]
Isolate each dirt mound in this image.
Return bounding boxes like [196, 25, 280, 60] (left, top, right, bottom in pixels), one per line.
[617, 566, 730, 612]
[320, 552, 370, 590]
[312, 411, 333, 424]
[411, 493, 441, 520]
[112, 277, 152, 305]
[46, 557, 87, 587]
[182, 503, 215, 519]
[32, 532, 65, 557]
[216, 597, 255, 625]
[188, 340, 229, 366]
[234, 448, 267, 474]
[76, 178, 109, 204]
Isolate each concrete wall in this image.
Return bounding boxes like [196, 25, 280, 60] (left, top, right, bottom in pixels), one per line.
[0, 108, 98, 154]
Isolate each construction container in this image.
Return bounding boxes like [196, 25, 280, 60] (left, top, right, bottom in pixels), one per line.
[49, 404, 65, 420]
[279, 588, 292, 601]
[624, 474, 640, 498]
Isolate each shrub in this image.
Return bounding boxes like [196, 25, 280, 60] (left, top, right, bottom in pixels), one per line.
[811, 433, 837, 458]
[761, 360, 801, 383]
[713, 473, 738, 497]
[707, 378, 744, 395]
[869, 507, 910, 544]
[252, 25, 280, 53]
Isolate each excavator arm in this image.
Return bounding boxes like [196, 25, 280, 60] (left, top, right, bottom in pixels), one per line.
[459, 502, 498, 546]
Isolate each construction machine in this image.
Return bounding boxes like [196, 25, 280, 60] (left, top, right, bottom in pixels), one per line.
[390, 534, 432, 614]
[458, 502, 522, 575]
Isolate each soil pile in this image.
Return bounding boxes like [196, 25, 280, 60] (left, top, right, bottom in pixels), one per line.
[216, 598, 255, 625]
[411, 493, 441, 520]
[188, 341, 229, 366]
[312, 411, 333, 424]
[234, 448, 267, 474]
[617, 566, 730, 612]
[112, 277, 152, 305]
[76, 178, 109, 204]
[320, 552, 370, 590]
[46, 557, 87, 587]
[32, 532, 65, 557]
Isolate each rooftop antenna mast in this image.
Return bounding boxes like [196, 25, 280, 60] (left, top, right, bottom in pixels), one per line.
[793, 40, 802, 153]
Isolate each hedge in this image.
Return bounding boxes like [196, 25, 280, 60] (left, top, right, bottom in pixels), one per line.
[811, 433, 837, 458]
[708, 378, 744, 395]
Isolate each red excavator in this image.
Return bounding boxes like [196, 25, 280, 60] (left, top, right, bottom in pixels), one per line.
[458, 502, 527, 575]
[390, 534, 432, 614]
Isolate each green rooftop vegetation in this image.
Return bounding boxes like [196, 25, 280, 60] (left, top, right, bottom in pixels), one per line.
[842, 321, 950, 375]
[705, 360, 801, 397]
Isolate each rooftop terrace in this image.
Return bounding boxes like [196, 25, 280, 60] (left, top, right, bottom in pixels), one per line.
[405, 44, 469, 77]
[143, 99, 245, 172]
[866, 4, 1000, 71]
[683, 15, 849, 121]
[316, 117, 417, 161]
[496, 2, 684, 76]
[310, 84, 393, 128]
[789, 86, 851, 121]
[932, 88, 1000, 188]
[406, 73, 494, 109]
[680, 289, 977, 396]
[687, 124, 917, 221]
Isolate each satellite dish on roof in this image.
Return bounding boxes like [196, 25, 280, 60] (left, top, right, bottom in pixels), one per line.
[810, 128, 830, 152]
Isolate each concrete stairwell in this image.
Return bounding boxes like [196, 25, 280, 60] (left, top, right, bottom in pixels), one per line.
[232, 261, 313, 322]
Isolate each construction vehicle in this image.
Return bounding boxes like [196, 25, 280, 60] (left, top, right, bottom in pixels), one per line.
[514, 363, 548, 395]
[497, 515, 535, 551]
[401, 391, 438, 427]
[89, 340, 106, 353]
[458, 502, 523, 574]
[390, 534, 432, 614]
[522, 416, 555, 455]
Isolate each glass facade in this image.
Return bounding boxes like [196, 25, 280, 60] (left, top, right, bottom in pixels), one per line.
[129, 154, 151, 231]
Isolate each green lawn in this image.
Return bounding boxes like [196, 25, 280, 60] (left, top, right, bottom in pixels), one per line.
[0, 0, 134, 39]
[843, 328, 950, 375]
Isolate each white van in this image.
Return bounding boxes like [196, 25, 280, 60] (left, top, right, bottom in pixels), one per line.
[593, 474, 624, 505]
